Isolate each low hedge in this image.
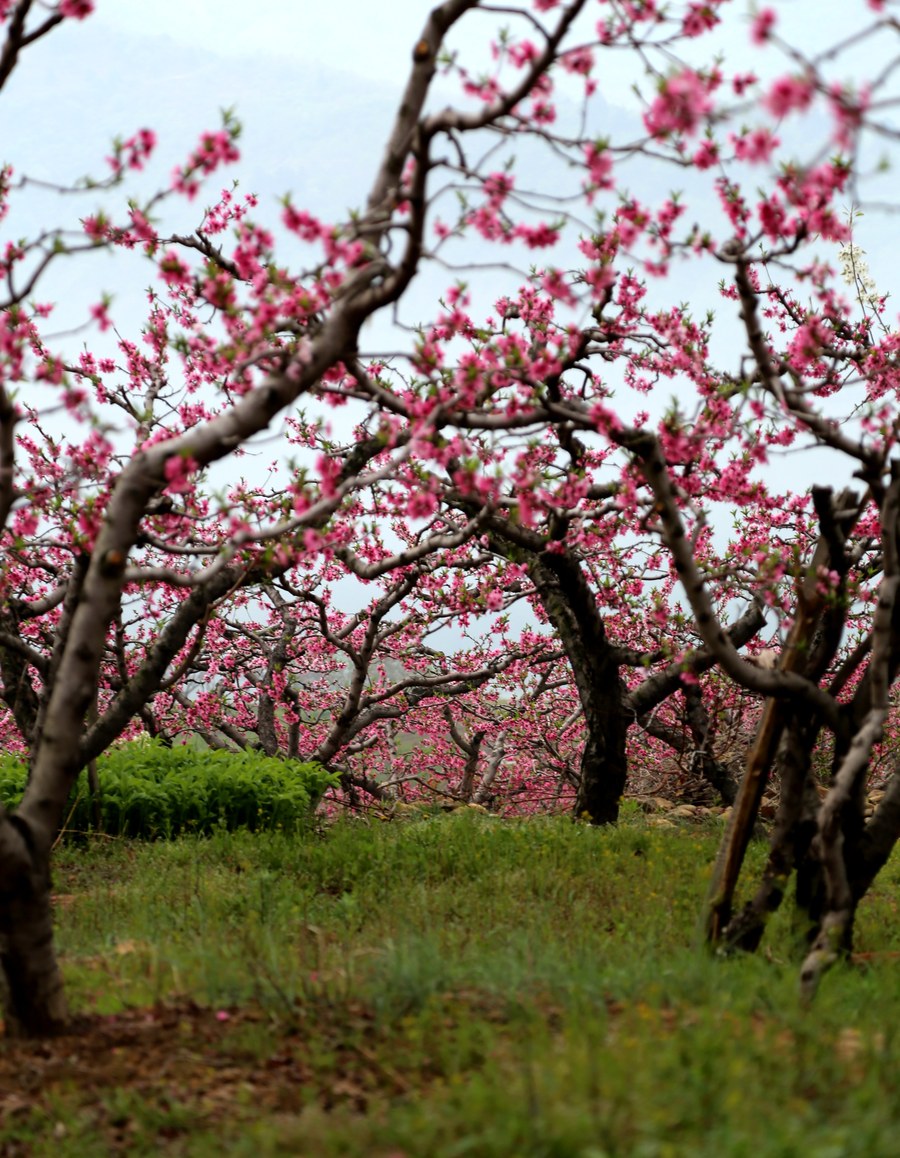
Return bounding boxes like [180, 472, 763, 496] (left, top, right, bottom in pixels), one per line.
[0, 741, 336, 839]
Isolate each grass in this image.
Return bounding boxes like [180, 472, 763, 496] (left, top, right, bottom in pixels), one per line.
[3, 809, 899, 1155]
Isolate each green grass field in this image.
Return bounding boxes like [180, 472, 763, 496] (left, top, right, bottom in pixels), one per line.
[2, 809, 899, 1156]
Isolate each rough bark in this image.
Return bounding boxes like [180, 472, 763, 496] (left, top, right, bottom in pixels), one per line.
[447, 709, 486, 803]
[473, 736, 506, 806]
[720, 705, 821, 951]
[799, 478, 900, 998]
[528, 549, 627, 825]
[0, 614, 41, 746]
[638, 700, 739, 806]
[0, 812, 67, 1036]
[703, 487, 858, 946]
[851, 766, 900, 898]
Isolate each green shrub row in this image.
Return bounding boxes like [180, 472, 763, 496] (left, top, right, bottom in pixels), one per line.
[0, 741, 336, 839]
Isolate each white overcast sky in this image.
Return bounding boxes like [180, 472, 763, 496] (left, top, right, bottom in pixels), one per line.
[94, 0, 436, 86]
[90, 0, 859, 85]
[80, 1, 896, 241]
[6, 1, 896, 368]
[5, 2, 898, 453]
[89, 0, 867, 100]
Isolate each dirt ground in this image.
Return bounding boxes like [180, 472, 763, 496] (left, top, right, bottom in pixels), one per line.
[0, 998, 418, 1153]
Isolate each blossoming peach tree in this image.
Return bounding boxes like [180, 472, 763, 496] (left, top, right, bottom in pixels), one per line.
[2, 0, 900, 1034]
[145, 516, 763, 817]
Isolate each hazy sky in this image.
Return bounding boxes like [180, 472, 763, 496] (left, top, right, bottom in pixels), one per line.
[7, 3, 897, 382]
[88, 0, 863, 98]
[93, 0, 434, 85]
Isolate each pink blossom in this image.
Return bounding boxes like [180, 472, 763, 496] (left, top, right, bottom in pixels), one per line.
[764, 74, 814, 117]
[692, 139, 719, 170]
[316, 454, 342, 499]
[60, 0, 94, 18]
[282, 204, 325, 241]
[128, 207, 156, 244]
[530, 97, 556, 125]
[75, 506, 100, 546]
[131, 129, 156, 166]
[540, 267, 577, 306]
[732, 73, 757, 96]
[643, 70, 713, 139]
[584, 142, 614, 190]
[682, 3, 720, 37]
[406, 491, 437, 520]
[107, 128, 156, 175]
[828, 82, 870, 149]
[757, 195, 787, 240]
[787, 316, 830, 366]
[12, 507, 38, 538]
[159, 250, 191, 289]
[82, 214, 108, 242]
[750, 8, 776, 44]
[172, 127, 240, 199]
[508, 39, 539, 68]
[90, 301, 112, 331]
[731, 127, 779, 163]
[562, 47, 594, 76]
[483, 172, 514, 206]
[164, 454, 198, 495]
[513, 222, 560, 249]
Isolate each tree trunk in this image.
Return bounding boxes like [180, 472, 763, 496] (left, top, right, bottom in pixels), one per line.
[638, 706, 739, 806]
[0, 614, 41, 746]
[0, 814, 67, 1037]
[720, 706, 821, 951]
[574, 725, 627, 824]
[704, 488, 856, 947]
[458, 730, 485, 802]
[528, 550, 627, 824]
[841, 769, 900, 934]
[473, 736, 506, 806]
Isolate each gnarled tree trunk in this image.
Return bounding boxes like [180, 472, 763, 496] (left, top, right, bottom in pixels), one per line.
[528, 549, 628, 824]
[0, 813, 66, 1036]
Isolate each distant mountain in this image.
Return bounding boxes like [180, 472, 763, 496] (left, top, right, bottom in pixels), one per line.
[2, 21, 402, 346]
[3, 22, 399, 222]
